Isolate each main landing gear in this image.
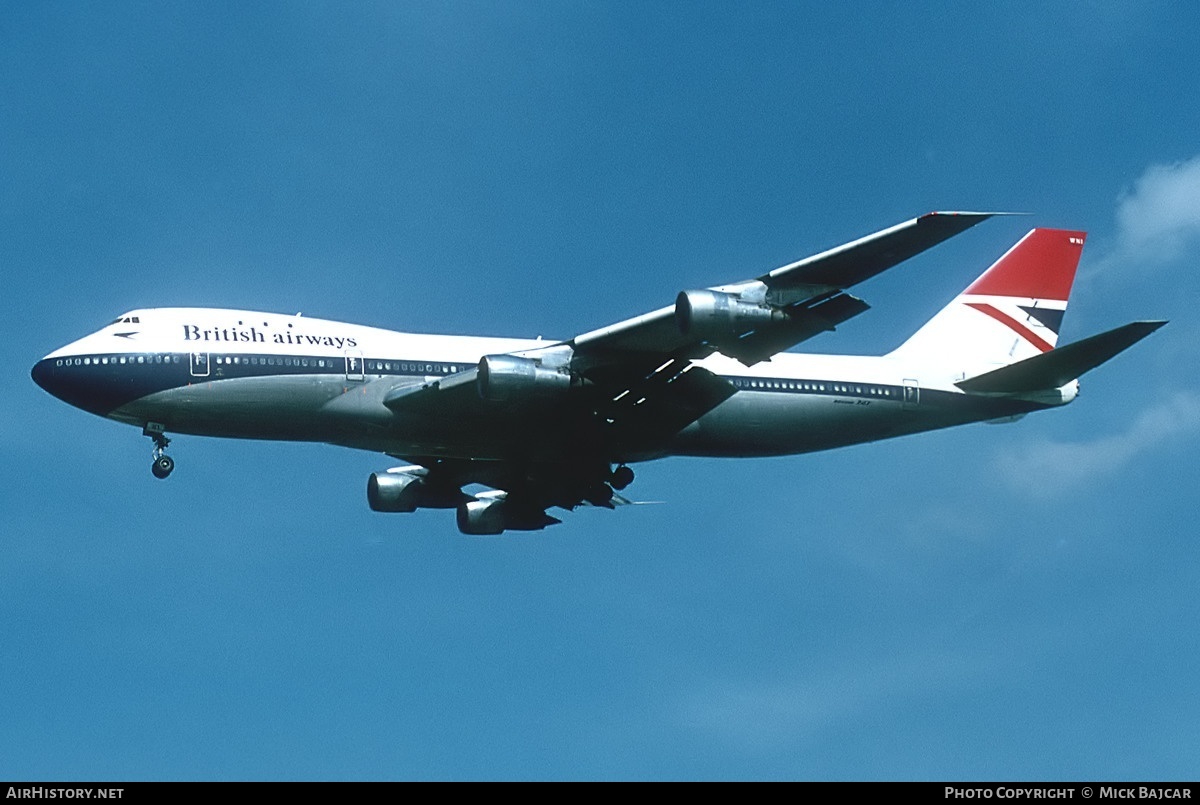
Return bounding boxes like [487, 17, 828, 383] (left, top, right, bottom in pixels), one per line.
[610, 464, 634, 491]
[143, 423, 174, 479]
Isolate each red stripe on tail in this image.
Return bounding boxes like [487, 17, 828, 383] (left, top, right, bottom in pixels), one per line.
[965, 302, 1055, 353]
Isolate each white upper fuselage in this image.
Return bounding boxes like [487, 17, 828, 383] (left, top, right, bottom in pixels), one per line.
[45, 307, 538, 368]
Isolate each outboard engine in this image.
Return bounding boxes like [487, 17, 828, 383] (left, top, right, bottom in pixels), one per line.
[675, 289, 787, 341]
[368, 469, 460, 512]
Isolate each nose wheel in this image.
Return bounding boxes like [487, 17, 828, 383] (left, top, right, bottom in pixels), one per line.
[152, 454, 175, 479]
[143, 423, 174, 479]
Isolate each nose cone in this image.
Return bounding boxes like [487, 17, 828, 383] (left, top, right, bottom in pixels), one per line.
[31, 357, 64, 399]
[31, 356, 118, 416]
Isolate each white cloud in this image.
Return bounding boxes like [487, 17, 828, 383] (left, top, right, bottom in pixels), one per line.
[1105, 154, 1200, 268]
[1010, 157, 1200, 499]
[996, 391, 1200, 498]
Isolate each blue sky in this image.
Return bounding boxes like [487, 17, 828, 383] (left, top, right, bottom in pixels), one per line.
[3, 2, 1199, 780]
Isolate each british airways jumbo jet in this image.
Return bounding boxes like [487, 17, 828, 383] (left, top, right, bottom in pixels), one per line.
[32, 213, 1164, 534]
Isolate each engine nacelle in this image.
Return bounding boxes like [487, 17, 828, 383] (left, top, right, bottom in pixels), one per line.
[456, 499, 506, 535]
[368, 471, 461, 512]
[477, 354, 570, 403]
[675, 289, 786, 340]
[367, 471, 423, 513]
[455, 498, 561, 535]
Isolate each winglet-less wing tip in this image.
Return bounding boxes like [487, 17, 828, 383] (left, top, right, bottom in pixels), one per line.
[920, 211, 1028, 219]
[764, 209, 1008, 290]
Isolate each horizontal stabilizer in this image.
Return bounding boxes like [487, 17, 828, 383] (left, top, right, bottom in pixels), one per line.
[955, 320, 1166, 394]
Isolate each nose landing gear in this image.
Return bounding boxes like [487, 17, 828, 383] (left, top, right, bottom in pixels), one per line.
[143, 423, 174, 479]
[152, 453, 175, 479]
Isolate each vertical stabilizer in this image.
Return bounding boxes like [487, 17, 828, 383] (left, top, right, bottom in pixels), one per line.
[889, 228, 1086, 378]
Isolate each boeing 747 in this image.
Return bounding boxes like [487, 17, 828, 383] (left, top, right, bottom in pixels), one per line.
[32, 213, 1164, 534]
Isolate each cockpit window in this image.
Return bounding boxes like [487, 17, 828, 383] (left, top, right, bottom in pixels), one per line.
[110, 316, 140, 325]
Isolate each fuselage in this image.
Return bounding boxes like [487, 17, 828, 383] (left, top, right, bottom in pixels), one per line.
[31, 307, 1071, 465]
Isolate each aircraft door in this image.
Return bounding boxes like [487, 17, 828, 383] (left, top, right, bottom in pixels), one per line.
[902, 379, 919, 410]
[190, 351, 210, 378]
[344, 349, 365, 381]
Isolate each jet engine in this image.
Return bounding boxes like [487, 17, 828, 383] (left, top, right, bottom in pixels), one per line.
[367, 470, 460, 512]
[455, 498, 562, 535]
[456, 499, 507, 535]
[368, 471, 423, 512]
[477, 354, 570, 402]
[675, 289, 787, 341]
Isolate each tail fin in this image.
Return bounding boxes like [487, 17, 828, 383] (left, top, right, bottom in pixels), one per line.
[889, 228, 1086, 378]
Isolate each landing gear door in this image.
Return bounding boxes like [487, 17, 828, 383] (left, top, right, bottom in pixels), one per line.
[344, 350, 365, 382]
[902, 379, 919, 410]
[190, 351, 210, 378]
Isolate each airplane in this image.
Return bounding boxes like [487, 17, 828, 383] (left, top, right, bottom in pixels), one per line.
[31, 212, 1165, 535]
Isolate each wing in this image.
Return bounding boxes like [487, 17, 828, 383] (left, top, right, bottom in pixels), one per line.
[571, 211, 997, 366]
[548, 212, 999, 458]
